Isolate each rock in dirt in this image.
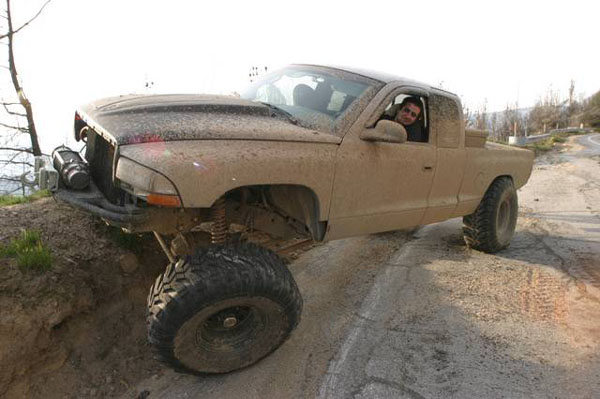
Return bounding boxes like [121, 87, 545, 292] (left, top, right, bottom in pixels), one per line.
[119, 253, 139, 273]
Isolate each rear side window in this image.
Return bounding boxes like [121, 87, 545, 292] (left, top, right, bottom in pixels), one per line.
[430, 94, 461, 148]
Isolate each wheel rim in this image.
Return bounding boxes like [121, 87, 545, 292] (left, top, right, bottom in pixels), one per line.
[173, 297, 287, 372]
[497, 199, 510, 233]
[496, 192, 516, 244]
[198, 306, 257, 350]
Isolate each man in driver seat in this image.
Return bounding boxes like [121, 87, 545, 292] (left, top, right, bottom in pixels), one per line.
[382, 96, 425, 142]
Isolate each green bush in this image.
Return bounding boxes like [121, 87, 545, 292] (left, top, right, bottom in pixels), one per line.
[525, 137, 554, 156]
[552, 136, 566, 143]
[0, 230, 52, 271]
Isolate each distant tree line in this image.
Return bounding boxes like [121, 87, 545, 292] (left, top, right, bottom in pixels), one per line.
[465, 81, 600, 141]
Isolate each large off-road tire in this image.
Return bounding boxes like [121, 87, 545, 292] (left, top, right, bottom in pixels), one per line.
[463, 177, 518, 253]
[146, 243, 302, 374]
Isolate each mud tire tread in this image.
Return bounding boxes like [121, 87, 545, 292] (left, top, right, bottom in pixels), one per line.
[146, 242, 302, 374]
[463, 177, 518, 253]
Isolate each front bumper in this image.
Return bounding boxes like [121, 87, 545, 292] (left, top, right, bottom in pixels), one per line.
[54, 181, 148, 228]
[53, 181, 206, 234]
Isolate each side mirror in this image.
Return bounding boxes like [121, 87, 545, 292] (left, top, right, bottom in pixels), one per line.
[360, 120, 407, 143]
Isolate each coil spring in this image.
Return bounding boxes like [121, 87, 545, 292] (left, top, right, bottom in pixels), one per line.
[211, 197, 227, 244]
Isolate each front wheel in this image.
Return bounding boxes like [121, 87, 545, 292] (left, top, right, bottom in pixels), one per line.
[463, 177, 518, 253]
[146, 243, 303, 374]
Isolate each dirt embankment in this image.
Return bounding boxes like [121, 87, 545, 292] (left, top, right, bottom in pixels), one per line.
[0, 198, 322, 398]
[0, 198, 167, 398]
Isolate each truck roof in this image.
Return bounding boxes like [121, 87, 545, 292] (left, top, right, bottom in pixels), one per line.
[292, 64, 457, 97]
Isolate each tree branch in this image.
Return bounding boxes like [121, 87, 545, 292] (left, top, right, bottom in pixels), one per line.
[0, 129, 22, 144]
[0, 160, 33, 166]
[0, 146, 33, 154]
[3, 149, 25, 163]
[7, 185, 25, 195]
[4, 0, 43, 156]
[0, 121, 28, 132]
[14, 0, 51, 34]
[2, 102, 26, 116]
[0, 0, 51, 39]
[0, 176, 21, 182]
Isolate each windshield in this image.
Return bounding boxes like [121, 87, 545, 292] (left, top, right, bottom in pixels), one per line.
[240, 66, 380, 134]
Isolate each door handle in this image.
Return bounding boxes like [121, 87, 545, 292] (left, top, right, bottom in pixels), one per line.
[423, 165, 433, 171]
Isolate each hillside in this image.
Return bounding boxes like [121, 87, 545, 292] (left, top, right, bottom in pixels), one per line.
[0, 198, 166, 398]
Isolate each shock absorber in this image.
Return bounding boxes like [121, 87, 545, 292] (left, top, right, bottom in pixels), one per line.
[210, 197, 228, 244]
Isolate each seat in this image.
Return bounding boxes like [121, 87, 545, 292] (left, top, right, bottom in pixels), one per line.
[293, 84, 315, 108]
[384, 103, 401, 119]
[313, 82, 333, 112]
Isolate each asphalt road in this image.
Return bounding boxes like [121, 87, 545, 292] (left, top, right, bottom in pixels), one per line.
[126, 134, 600, 399]
[583, 133, 600, 148]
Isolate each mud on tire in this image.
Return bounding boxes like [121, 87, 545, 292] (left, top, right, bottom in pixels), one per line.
[463, 177, 518, 253]
[146, 243, 303, 374]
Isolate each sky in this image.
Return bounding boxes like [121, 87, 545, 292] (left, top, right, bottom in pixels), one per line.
[2, 0, 599, 153]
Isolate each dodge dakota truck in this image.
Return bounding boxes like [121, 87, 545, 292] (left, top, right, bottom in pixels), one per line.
[37, 64, 534, 374]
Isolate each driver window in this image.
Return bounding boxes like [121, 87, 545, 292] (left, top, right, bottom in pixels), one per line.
[379, 94, 429, 143]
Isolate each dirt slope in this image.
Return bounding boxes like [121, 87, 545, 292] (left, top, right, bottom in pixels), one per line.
[0, 198, 348, 398]
[0, 198, 166, 398]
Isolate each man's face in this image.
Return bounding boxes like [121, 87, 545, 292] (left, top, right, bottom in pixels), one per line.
[395, 103, 421, 126]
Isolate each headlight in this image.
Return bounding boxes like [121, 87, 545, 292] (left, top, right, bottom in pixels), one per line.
[115, 157, 181, 206]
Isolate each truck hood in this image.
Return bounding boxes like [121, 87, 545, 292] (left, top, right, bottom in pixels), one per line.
[77, 94, 341, 146]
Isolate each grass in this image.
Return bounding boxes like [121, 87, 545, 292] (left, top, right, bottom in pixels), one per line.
[0, 190, 51, 207]
[526, 137, 554, 155]
[525, 129, 588, 156]
[100, 224, 150, 252]
[0, 230, 52, 271]
[488, 137, 508, 144]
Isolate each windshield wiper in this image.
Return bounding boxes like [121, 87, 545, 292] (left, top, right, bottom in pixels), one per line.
[259, 102, 299, 125]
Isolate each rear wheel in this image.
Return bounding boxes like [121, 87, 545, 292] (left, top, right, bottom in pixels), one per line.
[147, 243, 302, 374]
[463, 177, 518, 253]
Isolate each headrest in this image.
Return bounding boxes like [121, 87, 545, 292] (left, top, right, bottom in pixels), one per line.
[293, 84, 315, 108]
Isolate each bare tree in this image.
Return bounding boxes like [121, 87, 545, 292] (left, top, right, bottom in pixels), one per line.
[474, 99, 488, 130]
[498, 103, 526, 140]
[582, 90, 600, 128]
[0, 0, 51, 193]
[490, 112, 498, 139]
[528, 86, 564, 134]
[565, 80, 586, 127]
[568, 79, 575, 108]
[463, 105, 472, 127]
[461, 96, 472, 128]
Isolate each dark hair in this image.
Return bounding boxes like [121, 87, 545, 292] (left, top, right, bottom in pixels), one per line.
[398, 96, 424, 119]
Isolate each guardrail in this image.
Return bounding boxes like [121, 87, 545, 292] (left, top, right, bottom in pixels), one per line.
[508, 128, 596, 146]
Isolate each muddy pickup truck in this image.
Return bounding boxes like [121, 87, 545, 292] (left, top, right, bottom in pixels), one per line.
[36, 64, 534, 374]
